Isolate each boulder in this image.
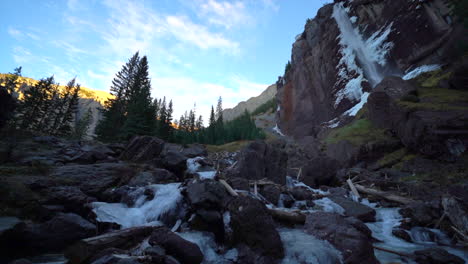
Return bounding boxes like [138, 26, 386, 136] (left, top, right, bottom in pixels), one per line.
[42, 186, 97, 217]
[189, 209, 224, 242]
[0, 213, 95, 258]
[226, 177, 249, 191]
[120, 136, 165, 162]
[304, 212, 378, 264]
[400, 202, 440, 227]
[160, 151, 188, 177]
[392, 228, 412, 242]
[259, 185, 281, 205]
[149, 227, 203, 264]
[127, 169, 177, 187]
[144, 245, 166, 263]
[182, 144, 207, 158]
[50, 163, 136, 199]
[414, 248, 464, 264]
[226, 196, 284, 260]
[186, 180, 229, 210]
[226, 140, 288, 185]
[290, 186, 314, 201]
[329, 196, 376, 222]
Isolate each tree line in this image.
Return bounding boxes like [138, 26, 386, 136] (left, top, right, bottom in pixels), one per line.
[95, 52, 265, 144]
[0, 67, 92, 140]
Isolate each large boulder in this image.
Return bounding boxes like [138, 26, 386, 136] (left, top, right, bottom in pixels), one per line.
[259, 185, 282, 205]
[304, 212, 378, 264]
[182, 144, 207, 158]
[50, 163, 136, 199]
[226, 196, 284, 261]
[120, 136, 165, 162]
[41, 186, 97, 217]
[160, 151, 188, 177]
[414, 248, 464, 264]
[127, 168, 176, 187]
[0, 213, 95, 258]
[329, 196, 376, 222]
[226, 140, 288, 185]
[149, 227, 203, 264]
[185, 179, 229, 210]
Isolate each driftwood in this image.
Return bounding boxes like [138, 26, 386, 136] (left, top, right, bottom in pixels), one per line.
[268, 208, 306, 224]
[347, 178, 360, 198]
[219, 179, 239, 196]
[354, 184, 415, 204]
[373, 245, 413, 258]
[65, 226, 154, 264]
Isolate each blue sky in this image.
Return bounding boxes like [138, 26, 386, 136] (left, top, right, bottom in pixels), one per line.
[1, 0, 332, 120]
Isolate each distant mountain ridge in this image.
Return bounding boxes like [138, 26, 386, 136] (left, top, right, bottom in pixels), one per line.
[222, 84, 277, 121]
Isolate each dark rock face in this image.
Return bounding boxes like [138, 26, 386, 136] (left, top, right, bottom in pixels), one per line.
[50, 163, 135, 199]
[160, 151, 188, 178]
[127, 169, 176, 186]
[120, 136, 165, 162]
[329, 196, 376, 222]
[149, 227, 203, 264]
[181, 144, 207, 158]
[414, 248, 464, 264]
[226, 196, 284, 260]
[276, 0, 461, 139]
[42, 186, 97, 217]
[0, 213, 95, 258]
[259, 185, 281, 205]
[226, 140, 288, 185]
[186, 180, 229, 210]
[304, 212, 378, 264]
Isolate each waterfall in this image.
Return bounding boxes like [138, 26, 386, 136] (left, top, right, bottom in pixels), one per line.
[332, 2, 394, 114]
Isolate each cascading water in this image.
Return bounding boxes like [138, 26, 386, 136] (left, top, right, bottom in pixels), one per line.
[332, 2, 394, 115]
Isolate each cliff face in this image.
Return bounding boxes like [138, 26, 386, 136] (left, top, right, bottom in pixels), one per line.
[276, 0, 462, 139]
[223, 84, 276, 121]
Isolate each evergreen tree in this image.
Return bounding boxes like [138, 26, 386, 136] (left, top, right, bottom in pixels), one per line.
[18, 76, 55, 130]
[0, 67, 21, 129]
[215, 96, 224, 144]
[56, 83, 80, 136]
[72, 108, 93, 140]
[96, 52, 141, 141]
[208, 105, 216, 144]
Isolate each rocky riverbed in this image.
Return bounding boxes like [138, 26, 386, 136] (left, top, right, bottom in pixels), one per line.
[0, 135, 467, 264]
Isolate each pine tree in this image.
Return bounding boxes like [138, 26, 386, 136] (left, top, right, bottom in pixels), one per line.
[57, 83, 80, 136]
[215, 96, 224, 144]
[18, 76, 55, 130]
[72, 108, 93, 140]
[96, 52, 141, 141]
[0, 67, 21, 129]
[208, 105, 216, 144]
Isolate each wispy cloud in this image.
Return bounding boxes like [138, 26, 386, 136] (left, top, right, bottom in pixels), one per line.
[197, 0, 253, 29]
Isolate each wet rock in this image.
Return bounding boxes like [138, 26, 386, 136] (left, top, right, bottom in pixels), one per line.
[164, 256, 181, 264]
[442, 196, 468, 237]
[280, 193, 295, 208]
[400, 202, 439, 227]
[304, 212, 378, 264]
[290, 186, 314, 201]
[392, 228, 412, 242]
[68, 150, 108, 164]
[414, 248, 464, 264]
[182, 144, 207, 158]
[160, 151, 188, 178]
[144, 245, 166, 261]
[186, 180, 229, 210]
[149, 227, 203, 264]
[226, 140, 288, 185]
[259, 185, 281, 205]
[120, 136, 165, 162]
[189, 209, 224, 242]
[42, 186, 97, 217]
[226, 196, 284, 260]
[128, 169, 176, 187]
[226, 177, 249, 191]
[50, 163, 136, 199]
[236, 243, 280, 264]
[329, 196, 376, 222]
[0, 213, 95, 257]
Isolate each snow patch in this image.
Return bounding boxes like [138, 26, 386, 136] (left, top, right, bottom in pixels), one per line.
[402, 64, 441, 80]
[313, 197, 345, 214]
[344, 92, 369, 116]
[273, 124, 285, 136]
[178, 231, 238, 264]
[198, 171, 217, 180]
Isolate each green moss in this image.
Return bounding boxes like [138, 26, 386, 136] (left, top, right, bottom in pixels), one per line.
[419, 70, 451, 88]
[377, 148, 408, 167]
[325, 119, 391, 146]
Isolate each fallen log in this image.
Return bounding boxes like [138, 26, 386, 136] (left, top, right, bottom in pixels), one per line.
[373, 245, 413, 258]
[268, 208, 306, 224]
[219, 179, 239, 197]
[354, 184, 415, 204]
[65, 226, 154, 264]
[347, 178, 360, 199]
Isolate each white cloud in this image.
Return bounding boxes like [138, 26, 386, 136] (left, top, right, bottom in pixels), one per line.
[198, 0, 252, 29]
[8, 27, 23, 38]
[12, 46, 32, 64]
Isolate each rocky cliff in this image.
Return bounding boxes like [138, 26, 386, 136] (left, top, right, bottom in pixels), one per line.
[223, 84, 276, 121]
[276, 0, 464, 139]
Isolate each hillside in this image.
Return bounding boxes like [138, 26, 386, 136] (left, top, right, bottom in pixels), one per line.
[222, 83, 277, 121]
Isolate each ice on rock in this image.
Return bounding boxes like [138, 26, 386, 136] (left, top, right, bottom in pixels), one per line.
[279, 228, 343, 264]
[344, 92, 369, 116]
[273, 124, 285, 136]
[92, 183, 183, 228]
[187, 157, 203, 173]
[402, 64, 441, 80]
[313, 197, 345, 214]
[178, 231, 238, 264]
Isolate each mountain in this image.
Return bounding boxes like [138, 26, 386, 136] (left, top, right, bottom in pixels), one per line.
[0, 74, 112, 138]
[222, 84, 277, 121]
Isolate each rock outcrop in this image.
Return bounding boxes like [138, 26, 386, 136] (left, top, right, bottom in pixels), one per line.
[223, 84, 276, 121]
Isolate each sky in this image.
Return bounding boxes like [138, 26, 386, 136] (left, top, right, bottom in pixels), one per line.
[0, 0, 332, 121]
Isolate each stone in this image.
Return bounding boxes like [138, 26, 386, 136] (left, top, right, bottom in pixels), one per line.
[290, 186, 314, 201]
[160, 151, 188, 177]
[186, 179, 229, 210]
[304, 212, 378, 264]
[42, 186, 97, 217]
[414, 248, 464, 264]
[226, 196, 284, 260]
[329, 196, 376, 222]
[226, 177, 249, 191]
[128, 169, 177, 187]
[182, 144, 208, 158]
[149, 227, 203, 264]
[392, 228, 412, 242]
[120, 136, 165, 162]
[259, 185, 281, 205]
